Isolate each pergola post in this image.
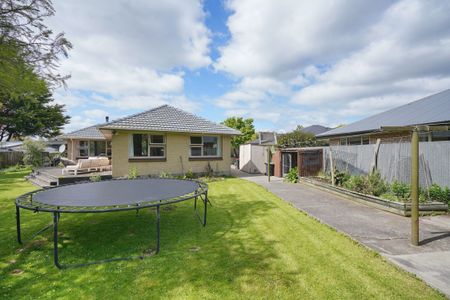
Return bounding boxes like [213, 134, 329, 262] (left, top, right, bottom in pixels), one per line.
[411, 128, 419, 246]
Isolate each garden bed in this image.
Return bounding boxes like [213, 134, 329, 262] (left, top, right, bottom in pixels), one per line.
[302, 177, 448, 216]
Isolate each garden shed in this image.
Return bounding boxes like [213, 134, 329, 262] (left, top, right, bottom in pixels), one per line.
[239, 132, 277, 174]
[273, 147, 324, 178]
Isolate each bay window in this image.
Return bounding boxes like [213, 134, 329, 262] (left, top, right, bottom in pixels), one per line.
[190, 136, 220, 157]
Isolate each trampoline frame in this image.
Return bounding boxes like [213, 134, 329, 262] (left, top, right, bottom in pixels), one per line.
[15, 178, 209, 269]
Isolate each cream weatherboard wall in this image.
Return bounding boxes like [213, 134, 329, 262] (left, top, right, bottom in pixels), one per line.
[111, 130, 232, 177]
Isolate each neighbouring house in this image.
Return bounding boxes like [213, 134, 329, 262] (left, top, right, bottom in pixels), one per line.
[93, 105, 240, 177]
[239, 132, 277, 174]
[317, 89, 450, 144]
[300, 125, 331, 136]
[60, 120, 112, 162]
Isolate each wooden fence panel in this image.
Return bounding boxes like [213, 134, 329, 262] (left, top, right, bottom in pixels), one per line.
[0, 152, 23, 169]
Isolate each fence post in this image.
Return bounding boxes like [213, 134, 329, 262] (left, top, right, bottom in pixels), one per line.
[371, 138, 381, 173]
[411, 128, 419, 246]
[329, 147, 335, 186]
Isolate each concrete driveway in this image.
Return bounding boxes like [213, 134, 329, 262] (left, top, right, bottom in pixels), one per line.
[234, 170, 450, 297]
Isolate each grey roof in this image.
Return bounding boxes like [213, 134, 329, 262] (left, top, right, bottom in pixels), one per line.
[100, 105, 241, 135]
[301, 125, 331, 136]
[60, 124, 107, 140]
[318, 89, 450, 138]
[249, 132, 277, 145]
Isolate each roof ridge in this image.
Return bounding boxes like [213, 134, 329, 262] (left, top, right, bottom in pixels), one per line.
[104, 104, 168, 126]
[164, 105, 235, 129]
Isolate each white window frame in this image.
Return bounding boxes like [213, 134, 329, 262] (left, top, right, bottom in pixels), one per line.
[189, 135, 221, 158]
[129, 134, 166, 158]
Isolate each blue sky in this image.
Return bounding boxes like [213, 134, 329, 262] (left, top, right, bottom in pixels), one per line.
[50, 0, 450, 133]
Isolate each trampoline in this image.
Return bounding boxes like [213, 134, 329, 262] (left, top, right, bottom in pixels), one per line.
[15, 178, 209, 269]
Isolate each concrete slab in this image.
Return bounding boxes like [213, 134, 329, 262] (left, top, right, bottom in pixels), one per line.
[233, 169, 450, 297]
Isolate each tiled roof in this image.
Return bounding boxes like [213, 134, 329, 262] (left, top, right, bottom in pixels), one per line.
[301, 125, 331, 136]
[60, 124, 107, 140]
[100, 105, 241, 135]
[318, 89, 450, 138]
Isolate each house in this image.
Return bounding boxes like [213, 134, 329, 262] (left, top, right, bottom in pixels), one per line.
[239, 132, 277, 174]
[60, 120, 112, 162]
[92, 105, 240, 177]
[317, 89, 450, 144]
[300, 125, 331, 136]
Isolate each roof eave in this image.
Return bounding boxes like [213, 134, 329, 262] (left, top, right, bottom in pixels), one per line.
[99, 126, 240, 136]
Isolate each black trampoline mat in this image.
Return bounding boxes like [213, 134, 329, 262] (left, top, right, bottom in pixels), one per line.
[32, 179, 200, 207]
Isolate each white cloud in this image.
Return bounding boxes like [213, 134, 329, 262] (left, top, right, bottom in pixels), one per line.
[215, 0, 450, 129]
[49, 0, 210, 116]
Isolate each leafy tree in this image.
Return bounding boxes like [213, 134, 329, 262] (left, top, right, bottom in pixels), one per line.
[22, 138, 46, 167]
[221, 117, 256, 157]
[277, 125, 323, 148]
[0, 85, 69, 141]
[0, 0, 72, 88]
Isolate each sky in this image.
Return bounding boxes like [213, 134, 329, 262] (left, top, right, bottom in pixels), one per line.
[49, 0, 450, 133]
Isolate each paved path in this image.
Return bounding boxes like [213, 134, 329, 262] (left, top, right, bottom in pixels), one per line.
[234, 170, 450, 297]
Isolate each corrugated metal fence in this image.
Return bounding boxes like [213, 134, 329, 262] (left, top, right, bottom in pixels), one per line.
[324, 141, 450, 188]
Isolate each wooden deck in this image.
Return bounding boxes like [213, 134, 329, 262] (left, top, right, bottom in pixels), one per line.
[29, 167, 112, 187]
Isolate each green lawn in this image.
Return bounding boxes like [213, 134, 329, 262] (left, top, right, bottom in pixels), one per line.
[0, 169, 443, 299]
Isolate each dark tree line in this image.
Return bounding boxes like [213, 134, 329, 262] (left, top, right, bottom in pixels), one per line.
[0, 0, 71, 141]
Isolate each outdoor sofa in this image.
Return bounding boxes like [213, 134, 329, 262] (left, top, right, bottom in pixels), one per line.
[62, 157, 111, 175]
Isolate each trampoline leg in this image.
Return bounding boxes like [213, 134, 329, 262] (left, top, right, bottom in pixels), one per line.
[53, 212, 62, 269]
[203, 192, 207, 227]
[194, 196, 197, 210]
[156, 206, 160, 254]
[16, 205, 22, 244]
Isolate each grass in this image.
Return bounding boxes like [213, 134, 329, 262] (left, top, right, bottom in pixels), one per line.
[0, 169, 444, 299]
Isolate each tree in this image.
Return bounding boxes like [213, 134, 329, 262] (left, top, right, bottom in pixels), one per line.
[222, 117, 256, 157]
[22, 138, 46, 167]
[277, 125, 324, 148]
[0, 0, 72, 88]
[0, 84, 69, 141]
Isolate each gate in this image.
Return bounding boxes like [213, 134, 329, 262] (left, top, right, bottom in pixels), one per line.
[299, 149, 323, 177]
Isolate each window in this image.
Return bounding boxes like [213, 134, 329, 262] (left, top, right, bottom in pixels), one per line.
[79, 141, 89, 157]
[79, 140, 109, 157]
[431, 130, 450, 141]
[131, 134, 165, 158]
[348, 137, 362, 145]
[339, 138, 347, 146]
[89, 141, 106, 156]
[190, 136, 220, 157]
[106, 141, 112, 156]
[362, 136, 370, 145]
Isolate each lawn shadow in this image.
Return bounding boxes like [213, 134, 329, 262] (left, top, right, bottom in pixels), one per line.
[3, 183, 293, 297]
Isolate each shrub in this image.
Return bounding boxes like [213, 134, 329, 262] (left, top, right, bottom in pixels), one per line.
[391, 180, 410, 200]
[128, 167, 138, 179]
[159, 171, 172, 178]
[22, 139, 46, 167]
[427, 184, 450, 204]
[367, 171, 388, 197]
[89, 175, 101, 182]
[284, 167, 299, 183]
[344, 175, 370, 194]
[204, 162, 214, 178]
[184, 169, 194, 179]
[334, 169, 350, 186]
